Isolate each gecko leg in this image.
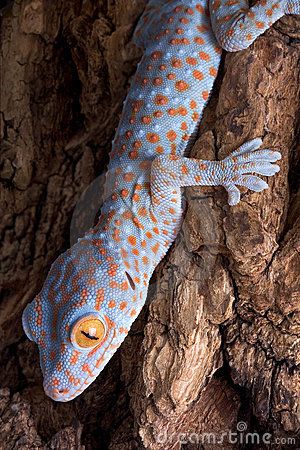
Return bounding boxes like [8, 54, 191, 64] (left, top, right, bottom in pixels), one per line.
[209, 0, 300, 52]
[151, 138, 281, 206]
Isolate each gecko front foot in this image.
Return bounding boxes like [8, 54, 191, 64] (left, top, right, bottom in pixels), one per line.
[220, 138, 281, 206]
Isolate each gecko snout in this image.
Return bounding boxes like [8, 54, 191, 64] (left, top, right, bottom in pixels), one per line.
[43, 381, 74, 402]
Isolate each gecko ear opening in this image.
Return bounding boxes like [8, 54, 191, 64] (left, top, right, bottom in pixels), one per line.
[125, 271, 135, 290]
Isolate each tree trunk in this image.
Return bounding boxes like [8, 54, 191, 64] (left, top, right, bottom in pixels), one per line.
[0, 1, 299, 448]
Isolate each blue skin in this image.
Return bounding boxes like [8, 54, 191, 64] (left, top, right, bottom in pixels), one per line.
[22, 0, 298, 401]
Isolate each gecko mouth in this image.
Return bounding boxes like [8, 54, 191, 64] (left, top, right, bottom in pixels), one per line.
[43, 330, 117, 402]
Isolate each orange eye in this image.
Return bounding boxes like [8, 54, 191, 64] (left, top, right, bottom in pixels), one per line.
[71, 315, 106, 349]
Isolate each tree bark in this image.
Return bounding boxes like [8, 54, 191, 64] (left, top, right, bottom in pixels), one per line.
[0, 1, 299, 449]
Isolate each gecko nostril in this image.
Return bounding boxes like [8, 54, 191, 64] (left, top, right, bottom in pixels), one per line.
[58, 388, 69, 394]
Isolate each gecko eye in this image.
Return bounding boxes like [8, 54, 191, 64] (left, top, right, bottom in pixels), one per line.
[70, 315, 106, 349]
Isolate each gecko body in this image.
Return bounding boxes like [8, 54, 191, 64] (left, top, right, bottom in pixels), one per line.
[23, 0, 299, 401]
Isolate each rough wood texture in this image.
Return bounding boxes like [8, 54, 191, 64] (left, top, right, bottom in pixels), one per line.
[1, 1, 299, 448]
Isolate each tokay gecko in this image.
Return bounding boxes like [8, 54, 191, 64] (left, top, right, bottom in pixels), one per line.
[22, 0, 300, 401]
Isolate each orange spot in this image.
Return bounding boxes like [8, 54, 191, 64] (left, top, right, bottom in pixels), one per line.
[180, 17, 189, 24]
[123, 211, 132, 219]
[172, 58, 182, 68]
[82, 363, 93, 377]
[156, 145, 164, 154]
[186, 7, 194, 14]
[202, 91, 209, 100]
[256, 21, 265, 29]
[95, 288, 105, 310]
[192, 111, 199, 121]
[138, 207, 147, 217]
[194, 36, 205, 45]
[166, 130, 177, 141]
[175, 80, 189, 92]
[133, 140, 142, 149]
[133, 217, 143, 229]
[178, 106, 188, 116]
[181, 164, 189, 174]
[181, 122, 188, 130]
[142, 256, 149, 265]
[196, 3, 205, 13]
[150, 211, 158, 223]
[155, 94, 168, 106]
[108, 300, 116, 308]
[193, 70, 204, 80]
[128, 235, 137, 246]
[199, 52, 210, 61]
[147, 132, 160, 143]
[129, 150, 138, 160]
[186, 57, 197, 66]
[209, 67, 218, 77]
[141, 116, 151, 124]
[197, 24, 209, 32]
[120, 301, 127, 311]
[151, 51, 162, 60]
[121, 189, 129, 198]
[124, 172, 134, 182]
[52, 378, 60, 387]
[153, 77, 163, 86]
[151, 243, 160, 254]
[168, 108, 177, 116]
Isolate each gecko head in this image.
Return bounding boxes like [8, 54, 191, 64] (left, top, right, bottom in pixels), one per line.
[22, 235, 145, 402]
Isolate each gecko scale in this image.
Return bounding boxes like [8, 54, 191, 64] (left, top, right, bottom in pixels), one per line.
[23, 0, 300, 401]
